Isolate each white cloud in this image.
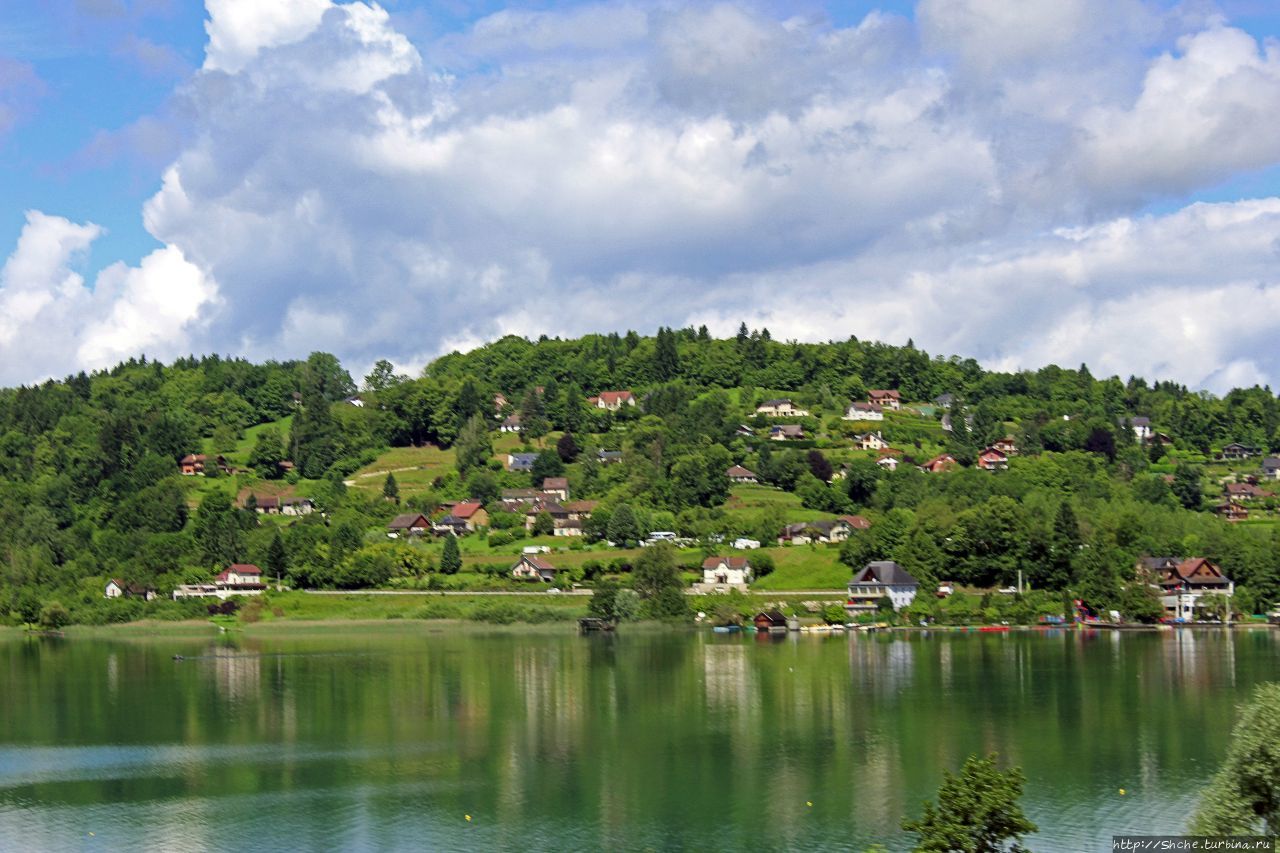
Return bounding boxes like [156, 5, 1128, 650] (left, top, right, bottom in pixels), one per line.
[12, 0, 1280, 393]
[0, 211, 218, 385]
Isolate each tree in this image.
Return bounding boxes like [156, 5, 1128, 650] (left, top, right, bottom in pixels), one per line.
[807, 450, 834, 483]
[654, 326, 680, 380]
[1191, 682, 1280, 835]
[1172, 464, 1203, 510]
[902, 754, 1037, 853]
[382, 472, 400, 503]
[1073, 538, 1123, 613]
[632, 543, 687, 618]
[193, 491, 242, 568]
[292, 356, 342, 478]
[607, 504, 641, 546]
[518, 388, 549, 441]
[266, 531, 288, 583]
[532, 511, 555, 536]
[1084, 426, 1117, 462]
[454, 413, 492, 477]
[844, 459, 881, 505]
[751, 552, 775, 580]
[440, 534, 462, 575]
[364, 359, 400, 392]
[531, 450, 564, 483]
[247, 427, 284, 478]
[38, 601, 70, 630]
[556, 431, 580, 463]
[588, 577, 619, 621]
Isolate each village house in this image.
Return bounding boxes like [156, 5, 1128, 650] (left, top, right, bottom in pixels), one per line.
[733, 537, 761, 550]
[701, 556, 753, 587]
[562, 501, 598, 522]
[1138, 557, 1234, 621]
[1263, 457, 1280, 480]
[450, 501, 489, 531]
[511, 554, 558, 582]
[588, 390, 636, 411]
[1220, 442, 1260, 461]
[754, 611, 789, 633]
[507, 452, 539, 472]
[877, 456, 900, 471]
[920, 454, 957, 474]
[1216, 500, 1249, 522]
[843, 402, 884, 421]
[246, 495, 315, 516]
[387, 513, 432, 536]
[597, 449, 623, 465]
[934, 393, 955, 409]
[1225, 482, 1274, 501]
[726, 465, 758, 483]
[867, 390, 901, 410]
[1131, 417, 1152, 442]
[846, 561, 919, 614]
[501, 488, 541, 502]
[756, 398, 809, 417]
[977, 447, 1009, 471]
[778, 517, 863, 545]
[770, 424, 804, 441]
[104, 579, 156, 600]
[175, 564, 266, 600]
[434, 515, 471, 536]
[992, 437, 1018, 456]
[856, 432, 889, 451]
[179, 454, 231, 476]
[499, 414, 522, 433]
[540, 477, 569, 501]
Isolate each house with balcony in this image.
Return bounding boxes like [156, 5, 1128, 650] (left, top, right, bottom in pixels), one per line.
[847, 561, 919, 614]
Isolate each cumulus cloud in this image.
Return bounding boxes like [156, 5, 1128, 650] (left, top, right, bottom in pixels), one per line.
[0, 212, 218, 385]
[11, 0, 1280, 392]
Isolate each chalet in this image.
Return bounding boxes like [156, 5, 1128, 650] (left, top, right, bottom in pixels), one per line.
[856, 432, 889, 451]
[977, 447, 1009, 471]
[992, 437, 1018, 456]
[847, 561, 919, 614]
[511, 555, 558, 582]
[451, 501, 489, 531]
[597, 449, 623, 465]
[1216, 500, 1248, 522]
[507, 452, 538, 472]
[735, 424, 755, 437]
[1220, 442, 1260, 461]
[562, 501, 598, 521]
[1138, 557, 1234, 621]
[756, 399, 809, 417]
[920, 454, 957, 473]
[1131, 417, 1152, 441]
[179, 454, 231, 476]
[541, 477, 570, 501]
[867, 390, 901, 411]
[701, 556, 753, 587]
[876, 456, 899, 471]
[1263, 457, 1280, 480]
[246, 496, 315, 516]
[770, 424, 804, 441]
[104, 579, 156, 601]
[726, 465, 758, 483]
[387, 513, 431, 536]
[934, 393, 955, 409]
[1225, 482, 1274, 501]
[843, 402, 884, 422]
[754, 611, 788, 633]
[588, 391, 636, 411]
[499, 414, 522, 433]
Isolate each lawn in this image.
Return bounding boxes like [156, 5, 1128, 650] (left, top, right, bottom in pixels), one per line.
[723, 483, 831, 524]
[751, 545, 850, 590]
[251, 590, 589, 622]
[347, 445, 455, 496]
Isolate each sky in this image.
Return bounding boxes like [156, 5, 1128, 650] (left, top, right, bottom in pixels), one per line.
[4, 1, 1280, 392]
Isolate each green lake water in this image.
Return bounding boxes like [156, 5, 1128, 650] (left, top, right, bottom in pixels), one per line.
[1, 626, 1277, 851]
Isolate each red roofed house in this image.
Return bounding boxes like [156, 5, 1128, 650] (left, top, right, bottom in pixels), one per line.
[977, 447, 1009, 471]
[179, 454, 231, 476]
[450, 501, 489, 531]
[992, 437, 1018, 456]
[1225, 482, 1274, 500]
[512, 554, 558, 582]
[1139, 557, 1234, 621]
[588, 391, 636, 411]
[867, 390, 901, 410]
[920, 454, 957, 474]
[702, 556, 753, 586]
[215, 564, 266, 592]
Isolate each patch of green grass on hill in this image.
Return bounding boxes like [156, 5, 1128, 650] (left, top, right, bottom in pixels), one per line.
[723, 484, 831, 524]
[346, 445, 455, 496]
[750, 545, 849, 590]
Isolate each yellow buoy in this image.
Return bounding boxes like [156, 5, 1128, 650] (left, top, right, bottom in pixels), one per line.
[806, 801, 813, 807]
[1119, 789, 1126, 796]
[465, 815, 472, 822]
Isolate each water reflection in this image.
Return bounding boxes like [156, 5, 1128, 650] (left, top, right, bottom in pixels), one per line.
[0, 628, 1275, 852]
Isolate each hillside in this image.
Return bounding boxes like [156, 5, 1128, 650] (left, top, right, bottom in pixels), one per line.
[2, 329, 1280, 626]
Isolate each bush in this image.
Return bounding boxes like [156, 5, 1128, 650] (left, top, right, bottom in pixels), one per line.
[38, 601, 70, 630]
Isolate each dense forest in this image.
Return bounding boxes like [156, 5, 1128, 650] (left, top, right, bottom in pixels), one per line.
[3, 326, 1280, 627]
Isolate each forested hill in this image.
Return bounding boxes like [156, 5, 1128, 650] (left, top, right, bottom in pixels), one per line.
[2, 327, 1279, 627]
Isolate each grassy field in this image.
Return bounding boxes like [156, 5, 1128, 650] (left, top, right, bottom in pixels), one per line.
[347, 445, 455, 495]
[751, 545, 850, 590]
[723, 483, 832, 524]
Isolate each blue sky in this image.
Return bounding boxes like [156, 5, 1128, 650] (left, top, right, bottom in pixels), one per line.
[4, 0, 1280, 391]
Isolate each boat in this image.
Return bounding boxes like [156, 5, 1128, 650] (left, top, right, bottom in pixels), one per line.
[711, 625, 741, 634]
[979, 625, 1010, 633]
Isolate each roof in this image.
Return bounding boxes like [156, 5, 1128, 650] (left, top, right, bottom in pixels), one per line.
[702, 556, 750, 570]
[388, 513, 429, 529]
[452, 501, 483, 519]
[755, 610, 787, 626]
[760, 398, 792, 407]
[228, 564, 262, 575]
[562, 500, 599, 513]
[934, 393, 954, 405]
[517, 555, 556, 572]
[868, 389, 901, 399]
[1131, 416, 1151, 426]
[1264, 456, 1280, 469]
[726, 465, 757, 478]
[851, 561, 919, 587]
[542, 477, 569, 489]
[979, 447, 1008, 458]
[598, 390, 634, 403]
[771, 424, 803, 436]
[848, 402, 882, 412]
[180, 454, 206, 464]
[922, 454, 956, 471]
[840, 515, 872, 529]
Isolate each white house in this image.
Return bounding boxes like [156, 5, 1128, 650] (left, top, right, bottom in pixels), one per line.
[732, 537, 761, 550]
[105, 579, 124, 599]
[843, 402, 884, 421]
[876, 456, 900, 471]
[856, 432, 889, 451]
[756, 399, 809, 417]
[512, 555, 557, 582]
[846, 561, 919, 614]
[173, 564, 266, 600]
[701, 556, 753, 587]
[588, 391, 636, 410]
[1131, 416, 1152, 442]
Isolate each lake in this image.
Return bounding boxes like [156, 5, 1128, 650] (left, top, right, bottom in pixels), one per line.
[0, 625, 1276, 851]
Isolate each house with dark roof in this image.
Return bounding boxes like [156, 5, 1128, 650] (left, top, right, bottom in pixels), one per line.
[499, 413, 522, 433]
[511, 555, 558, 582]
[597, 449, 623, 465]
[753, 610, 789, 632]
[1263, 456, 1280, 480]
[1130, 416, 1152, 442]
[847, 561, 919, 614]
[770, 424, 804, 441]
[1225, 482, 1274, 501]
[388, 513, 431, 536]
[933, 393, 955, 409]
[541, 477, 569, 501]
[179, 454, 231, 476]
[1216, 500, 1248, 522]
[104, 579, 155, 600]
[843, 402, 884, 422]
[1220, 442, 1260, 461]
[507, 452, 539, 472]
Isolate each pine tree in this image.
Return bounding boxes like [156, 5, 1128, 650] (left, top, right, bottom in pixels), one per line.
[382, 472, 399, 503]
[654, 326, 680, 380]
[266, 531, 288, 584]
[440, 533, 462, 575]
